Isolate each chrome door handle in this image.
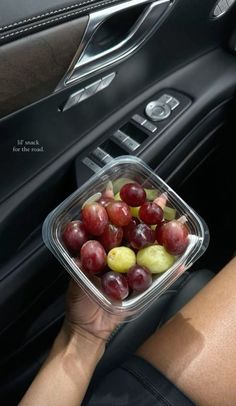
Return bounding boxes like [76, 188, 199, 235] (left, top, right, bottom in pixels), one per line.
[56, 0, 172, 90]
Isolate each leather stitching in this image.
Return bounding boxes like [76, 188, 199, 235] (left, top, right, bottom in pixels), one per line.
[0, 0, 119, 40]
[121, 363, 174, 406]
[0, 1, 94, 31]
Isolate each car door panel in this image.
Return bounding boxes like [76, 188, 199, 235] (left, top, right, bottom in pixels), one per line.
[0, 48, 235, 266]
[0, 48, 235, 325]
[0, 0, 172, 118]
[0, 0, 235, 198]
[0, 0, 236, 403]
[0, 17, 88, 117]
[0, 48, 235, 369]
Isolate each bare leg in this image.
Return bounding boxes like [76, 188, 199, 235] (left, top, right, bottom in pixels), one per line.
[137, 258, 236, 406]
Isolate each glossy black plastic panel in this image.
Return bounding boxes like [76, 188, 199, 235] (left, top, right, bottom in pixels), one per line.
[0, 0, 235, 202]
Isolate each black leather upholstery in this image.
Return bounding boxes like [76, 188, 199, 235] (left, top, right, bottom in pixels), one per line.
[0, 269, 214, 405]
[0, 0, 83, 26]
[83, 269, 214, 404]
[0, 0, 124, 44]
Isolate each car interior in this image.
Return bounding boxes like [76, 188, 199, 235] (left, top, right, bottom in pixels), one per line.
[0, 0, 236, 403]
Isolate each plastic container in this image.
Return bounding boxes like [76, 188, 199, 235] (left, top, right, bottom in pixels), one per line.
[42, 156, 209, 319]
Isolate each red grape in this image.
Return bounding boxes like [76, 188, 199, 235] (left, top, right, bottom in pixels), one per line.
[80, 240, 106, 273]
[155, 222, 165, 245]
[156, 220, 189, 255]
[130, 223, 155, 250]
[123, 217, 140, 241]
[120, 182, 146, 207]
[106, 201, 132, 227]
[98, 196, 114, 208]
[82, 202, 108, 236]
[62, 220, 88, 254]
[127, 265, 152, 292]
[99, 223, 123, 252]
[101, 271, 129, 300]
[73, 257, 89, 275]
[139, 202, 163, 225]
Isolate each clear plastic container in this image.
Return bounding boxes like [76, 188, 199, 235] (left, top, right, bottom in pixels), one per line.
[42, 156, 209, 319]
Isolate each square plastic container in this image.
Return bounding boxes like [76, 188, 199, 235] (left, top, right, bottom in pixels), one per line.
[42, 156, 209, 320]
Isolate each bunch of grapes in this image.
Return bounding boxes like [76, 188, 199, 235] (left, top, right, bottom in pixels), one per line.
[62, 181, 189, 301]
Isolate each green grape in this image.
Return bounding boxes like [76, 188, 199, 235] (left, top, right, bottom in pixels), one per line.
[107, 246, 136, 273]
[114, 192, 121, 201]
[164, 206, 176, 221]
[130, 206, 140, 218]
[137, 245, 175, 274]
[144, 188, 159, 200]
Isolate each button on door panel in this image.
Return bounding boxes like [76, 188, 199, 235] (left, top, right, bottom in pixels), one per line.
[80, 80, 101, 101]
[62, 72, 116, 112]
[82, 157, 101, 172]
[123, 136, 140, 151]
[142, 120, 157, 132]
[96, 72, 116, 92]
[113, 130, 128, 143]
[145, 101, 171, 121]
[92, 147, 113, 163]
[83, 90, 191, 168]
[62, 88, 85, 111]
[167, 97, 180, 110]
[157, 94, 172, 104]
[132, 114, 147, 125]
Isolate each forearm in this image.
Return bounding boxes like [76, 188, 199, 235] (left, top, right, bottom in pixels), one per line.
[19, 325, 105, 406]
[137, 257, 236, 406]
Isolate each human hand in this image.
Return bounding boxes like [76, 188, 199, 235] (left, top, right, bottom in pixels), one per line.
[20, 279, 122, 406]
[63, 279, 123, 346]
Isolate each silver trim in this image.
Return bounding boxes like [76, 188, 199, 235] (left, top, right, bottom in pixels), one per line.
[113, 129, 129, 143]
[132, 114, 147, 125]
[142, 120, 157, 132]
[210, 0, 235, 19]
[102, 154, 113, 164]
[158, 94, 172, 104]
[61, 72, 116, 112]
[96, 72, 116, 91]
[145, 100, 171, 121]
[62, 88, 85, 111]
[123, 136, 140, 151]
[92, 147, 113, 163]
[167, 97, 180, 110]
[56, 0, 171, 90]
[82, 157, 101, 172]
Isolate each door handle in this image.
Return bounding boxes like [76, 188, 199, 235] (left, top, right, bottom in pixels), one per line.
[56, 0, 172, 90]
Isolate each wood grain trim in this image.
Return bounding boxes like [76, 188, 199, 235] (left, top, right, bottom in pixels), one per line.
[0, 16, 88, 118]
